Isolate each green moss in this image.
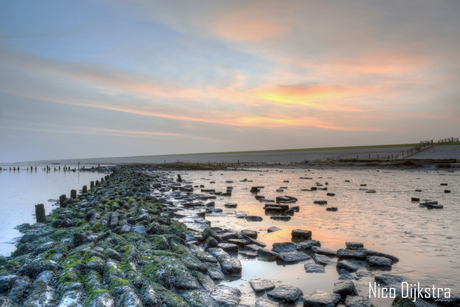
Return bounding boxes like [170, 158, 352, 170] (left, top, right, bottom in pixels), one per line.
[58, 269, 81, 284]
[85, 289, 110, 305]
[50, 229, 73, 241]
[149, 282, 190, 307]
[109, 277, 132, 292]
[91, 222, 104, 233]
[140, 256, 162, 282]
[120, 232, 144, 243]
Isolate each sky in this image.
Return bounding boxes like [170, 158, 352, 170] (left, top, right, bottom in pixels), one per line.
[1, 0, 459, 163]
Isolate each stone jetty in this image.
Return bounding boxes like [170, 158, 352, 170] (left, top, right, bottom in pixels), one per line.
[0, 165, 457, 307]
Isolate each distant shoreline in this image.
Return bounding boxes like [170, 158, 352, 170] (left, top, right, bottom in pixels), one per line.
[3, 143, 460, 166]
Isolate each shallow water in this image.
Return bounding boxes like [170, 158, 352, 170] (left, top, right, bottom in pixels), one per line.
[169, 167, 460, 305]
[1, 165, 458, 306]
[0, 166, 108, 256]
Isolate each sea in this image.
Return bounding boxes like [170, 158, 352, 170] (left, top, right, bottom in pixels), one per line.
[0, 164, 458, 306]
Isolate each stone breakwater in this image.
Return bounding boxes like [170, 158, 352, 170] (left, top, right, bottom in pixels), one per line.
[0, 165, 457, 307]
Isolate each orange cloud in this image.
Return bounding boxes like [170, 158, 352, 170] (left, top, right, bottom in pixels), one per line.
[212, 3, 288, 41]
[252, 83, 367, 112]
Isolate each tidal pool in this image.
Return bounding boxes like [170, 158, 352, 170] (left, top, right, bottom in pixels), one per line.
[170, 167, 459, 306]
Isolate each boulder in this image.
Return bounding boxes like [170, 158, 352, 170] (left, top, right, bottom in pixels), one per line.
[257, 248, 278, 261]
[210, 285, 241, 307]
[273, 242, 297, 253]
[292, 229, 312, 241]
[337, 249, 367, 260]
[249, 279, 276, 293]
[346, 242, 364, 250]
[180, 289, 219, 307]
[333, 281, 358, 299]
[277, 252, 310, 263]
[241, 230, 258, 239]
[366, 256, 392, 268]
[297, 240, 321, 251]
[312, 246, 337, 256]
[303, 290, 341, 307]
[345, 295, 374, 307]
[267, 285, 303, 304]
[304, 260, 325, 273]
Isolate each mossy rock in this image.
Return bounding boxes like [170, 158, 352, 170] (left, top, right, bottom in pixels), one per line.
[149, 236, 170, 250]
[392, 294, 416, 307]
[50, 229, 73, 242]
[149, 282, 190, 307]
[121, 232, 144, 243]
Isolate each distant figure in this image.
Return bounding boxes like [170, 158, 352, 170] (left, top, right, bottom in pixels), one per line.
[177, 174, 183, 182]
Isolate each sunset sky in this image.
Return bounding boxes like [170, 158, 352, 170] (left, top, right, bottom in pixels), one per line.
[1, 1, 459, 162]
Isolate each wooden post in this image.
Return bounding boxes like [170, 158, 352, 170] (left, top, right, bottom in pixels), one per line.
[82, 185, 87, 194]
[71, 189, 77, 199]
[90, 181, 95, 189]
[96, 180, 100, 186]
[59, 194, 67, 208]
[35, 204, 46, 223]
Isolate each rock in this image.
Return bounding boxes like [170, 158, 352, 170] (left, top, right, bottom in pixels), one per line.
[0, 297, 13, 307]
[194, 271, 215, 292]
[114, 286, 143, 307]
[217, 243, 238, 254]
[227, 239, 250, 247]
[337, 260, 369, 273]
[210, 285, 241, 306]
[345, 295, 374, 307]
[23, 280, 55, 307]
[257, 248, 278, 261]
[255, 298, 279, 307]
[391, 294, 416, 307]
[206, 262, 225, 280]
[245, 215, 263, 222]
[337, 249, 367, 260]
[292, 229, 312, 241]
[326, 207, 338, 211]
[366, 256, 392, 268]
[8, 276, 32, 304]
[267, 226, 282, 233]
[203, 228, 221, 241]
[338, 269, 358, 280]
[244, 236, 267, 248]
[374, 274, 405, 286]
[205, 236, 219, 248]
[267, 285, 303, 304]
[181, 289, 220, 307]
[312, 246, 337, 256]
[365, 250, 399, 263]
[297, 240, 321, 251]
[220, 256, 242, 275]
[19, 234, 38, 244]
[346, 242, 364, 250]
[241, 230, 257, 239]
[173, 269, 201, 290]
[270, 216, 291, 221]
[86, 257, 106, 274]
[105, 248, 123, 261]
[273, 242, 297, 253]
[224, 203, 238, 208]
[87, 290, 115, 307]
[0, 275, 17, 294]
[249, 279, 276, 293]
[313, 254, 335, 266]
[304, 260, 325, 273]
[278, 252, 310, 263]
[333, 281, 358, 299]
[303, 290, 341, 307]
